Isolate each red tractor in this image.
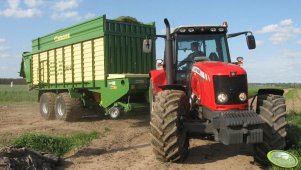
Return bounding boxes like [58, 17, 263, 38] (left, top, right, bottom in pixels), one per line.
[143, 19, 287, 166]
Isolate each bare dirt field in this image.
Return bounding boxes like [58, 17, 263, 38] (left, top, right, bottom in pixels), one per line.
[0, 103, 262, 170]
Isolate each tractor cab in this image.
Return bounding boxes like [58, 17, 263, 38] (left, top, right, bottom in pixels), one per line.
[171, 25, 231, 85]
[173, 25, 230, 64]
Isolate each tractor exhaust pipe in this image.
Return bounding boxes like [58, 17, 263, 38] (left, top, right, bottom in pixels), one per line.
[164, 18, 175, 85]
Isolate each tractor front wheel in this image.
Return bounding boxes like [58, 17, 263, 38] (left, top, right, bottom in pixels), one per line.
[150, 90, 189, 162]
[254, 94, 287, 166]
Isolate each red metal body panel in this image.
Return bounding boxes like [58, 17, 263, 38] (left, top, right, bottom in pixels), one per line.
[191, 61, 248, 111]
[150, 61, 249, 111]
[150, 70, 167, 94]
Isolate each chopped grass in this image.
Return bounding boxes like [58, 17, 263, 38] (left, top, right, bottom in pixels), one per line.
[0, 85, 38, 103]
[13, 131, 99, 156]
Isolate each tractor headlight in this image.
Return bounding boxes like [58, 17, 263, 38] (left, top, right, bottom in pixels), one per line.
[210, 27, 217, 32]
[217, 92, 228, 103]
[238, 92, 247, 102]
[188, 27, 195, 32]
[218, 28, 225, 32]
[179, 28, 186, 33]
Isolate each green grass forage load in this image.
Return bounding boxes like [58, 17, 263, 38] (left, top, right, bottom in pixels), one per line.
[115, 16, 142, 24]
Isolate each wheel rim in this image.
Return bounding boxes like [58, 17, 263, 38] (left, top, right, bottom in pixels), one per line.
[57, 100, 65, 117]
[110, 108, 120, 118]
[42, 102, 48, 114]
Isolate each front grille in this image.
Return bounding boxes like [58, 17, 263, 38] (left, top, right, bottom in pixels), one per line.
[213, 75, 247, 105]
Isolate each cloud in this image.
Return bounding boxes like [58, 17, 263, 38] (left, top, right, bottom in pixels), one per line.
[53, 0, 79, 11]
[257, 24, 278, 34]
[51, 0, 96, 21]
[84, 12, 96, 20]
[280, 19, 293, 26]
[298, 40, 301, 45]
[51, 11, 80, 20]
[0, 38, 6, 44]
[0, 38, 10, 59]
[24, 0, 43, 8]
[256, 40, 264, 46]
[0, 0, 42, 18]
[256, 19, 301, 44]
[281, 49, 301, 58]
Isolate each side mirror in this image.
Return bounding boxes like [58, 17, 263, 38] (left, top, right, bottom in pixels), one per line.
[246, 35, 256, 50]
[143, 39, 152, 53]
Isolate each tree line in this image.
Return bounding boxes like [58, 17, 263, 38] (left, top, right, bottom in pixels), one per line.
[0, 78, 26, 85]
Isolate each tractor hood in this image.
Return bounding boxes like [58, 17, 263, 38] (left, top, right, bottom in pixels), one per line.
[192, 61, 246, 77]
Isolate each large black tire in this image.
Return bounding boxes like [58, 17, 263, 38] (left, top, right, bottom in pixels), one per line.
[150, 90, 189, 162]
[39, 92, 56, 120]
[254, 94, 287, 166]
[54, 93, 83, 121]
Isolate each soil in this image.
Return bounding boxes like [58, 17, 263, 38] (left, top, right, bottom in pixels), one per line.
[0, 103, 262, 170]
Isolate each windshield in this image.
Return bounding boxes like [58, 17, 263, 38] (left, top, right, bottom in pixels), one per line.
[177, 34, 230, 70]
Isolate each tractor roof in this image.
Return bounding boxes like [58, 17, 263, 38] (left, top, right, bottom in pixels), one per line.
[172, 25, 228, 34]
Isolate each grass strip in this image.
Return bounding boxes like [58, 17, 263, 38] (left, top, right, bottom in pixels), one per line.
[0, 85, 38, 103]
[13, 131, 99, 156]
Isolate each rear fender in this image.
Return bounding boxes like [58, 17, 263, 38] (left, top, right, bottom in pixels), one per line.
[149, 70, 167, 95]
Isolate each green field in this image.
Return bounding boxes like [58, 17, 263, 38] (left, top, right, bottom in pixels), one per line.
[0, 85, 38, 103]
[248, 84, 286, 98]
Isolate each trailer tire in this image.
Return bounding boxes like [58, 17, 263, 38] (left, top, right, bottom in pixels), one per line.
[254, 94, 287, 166]
[109, 106, 122, 119]
[55, 93, 83, 121]
[39, 92, 56, 120]
[150, 90, 189, 162]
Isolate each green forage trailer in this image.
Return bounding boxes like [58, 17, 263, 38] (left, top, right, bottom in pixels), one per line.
[20, 15, 156, 121]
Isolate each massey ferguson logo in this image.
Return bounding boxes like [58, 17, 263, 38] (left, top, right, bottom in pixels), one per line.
[192, 66, 210, 81]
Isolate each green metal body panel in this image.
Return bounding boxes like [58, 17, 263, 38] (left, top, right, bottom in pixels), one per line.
[32, 17, 105, 53]
[21, 15, 156, 110]
[104, 20, 155, 74]
[21, 52, 32, 83]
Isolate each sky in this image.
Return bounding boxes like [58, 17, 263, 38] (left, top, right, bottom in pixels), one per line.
[0, 0, 301, 83]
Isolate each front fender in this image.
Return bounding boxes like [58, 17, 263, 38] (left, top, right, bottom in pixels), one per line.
[257, 89, 284, 96]
[149, 70, 167, 95]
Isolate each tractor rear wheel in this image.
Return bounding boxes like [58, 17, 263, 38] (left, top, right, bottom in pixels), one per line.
[254, 94, 287, 166]
[54, 93, 83, 121]
[150, 90, 189, 162]
[39, 92, 56, 120]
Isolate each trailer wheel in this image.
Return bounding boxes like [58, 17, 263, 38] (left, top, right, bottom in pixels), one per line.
[254, 94, 287, 166]
[39, 92, 56, 120]
[108, 106, 122, 119]
[150, 90, 189, 162]
[55, 93, 83, 121]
